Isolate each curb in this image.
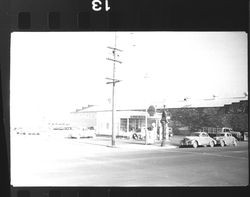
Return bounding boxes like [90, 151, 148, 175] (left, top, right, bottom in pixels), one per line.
[113, 144, 179, 151]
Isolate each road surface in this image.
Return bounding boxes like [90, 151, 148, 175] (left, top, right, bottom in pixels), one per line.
[11, 134, 248, 186]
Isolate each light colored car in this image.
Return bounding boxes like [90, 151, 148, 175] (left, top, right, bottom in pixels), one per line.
[67, 127, 81, 138]
[81, 127, 96, 138]
[13, 127, 40, 135]
[68, 127, 96, 139]
[214, 132, 237, 147]
[180, 132, 217, 148]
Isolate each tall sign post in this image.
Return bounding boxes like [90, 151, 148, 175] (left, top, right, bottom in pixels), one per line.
[146, 105, 156, 145]
[145, 111, 148, 145]
[106, 32, 122, 147]
[160, 105, 169, 146]
[165, 109, 170, 141]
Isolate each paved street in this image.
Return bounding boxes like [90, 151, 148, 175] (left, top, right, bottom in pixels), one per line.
[11, 134, 248, 186]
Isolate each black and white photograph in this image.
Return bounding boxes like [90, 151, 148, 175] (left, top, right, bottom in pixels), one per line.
[10, 32, 248, 186]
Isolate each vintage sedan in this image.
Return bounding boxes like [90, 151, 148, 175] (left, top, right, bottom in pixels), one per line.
[82, 127, 96, 138]
[214, 132, 237, 147]
[180, 132, 217, 148]
[68, 127, 96, 139]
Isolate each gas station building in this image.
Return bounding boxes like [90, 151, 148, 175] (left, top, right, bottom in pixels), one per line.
[70, 105, 162, 136]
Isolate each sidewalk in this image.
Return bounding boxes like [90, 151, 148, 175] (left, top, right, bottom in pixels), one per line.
[11, 133, 181, 158]
[114, 141, 178, 150]
[95, 136, 180, 151]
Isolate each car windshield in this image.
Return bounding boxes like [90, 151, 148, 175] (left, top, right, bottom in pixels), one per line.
[190, 132, 200, 136]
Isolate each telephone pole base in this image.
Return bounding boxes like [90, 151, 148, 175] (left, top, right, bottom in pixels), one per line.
[161, 140, 166, 147]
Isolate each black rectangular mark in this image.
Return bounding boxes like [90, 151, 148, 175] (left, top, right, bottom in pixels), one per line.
[17, 190, 30, 197]
[78, 12, 90, 29]
[18, 12, 31, 29]
[48, 12, 60, 29]
[49, 190, 61, 197]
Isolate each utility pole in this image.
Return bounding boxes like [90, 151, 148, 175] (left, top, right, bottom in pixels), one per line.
[106, 32, 122, 147]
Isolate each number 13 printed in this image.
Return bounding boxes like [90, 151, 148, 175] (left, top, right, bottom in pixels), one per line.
[92, 0, 111, 12]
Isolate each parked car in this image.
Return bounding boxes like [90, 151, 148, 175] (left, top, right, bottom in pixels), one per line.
[83, 127, 97, 138]
[202, 127, 243, 141]
[13, 127, 40, 135]
[68, 127, 96, 139]
[180, 132, 217, 148]
[67, 127, 80, 138]
[213, 132, 237, 147]
[13, 127, 26, 135]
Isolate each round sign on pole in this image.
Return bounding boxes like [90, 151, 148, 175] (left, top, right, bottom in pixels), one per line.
[147, 105, 156, 116]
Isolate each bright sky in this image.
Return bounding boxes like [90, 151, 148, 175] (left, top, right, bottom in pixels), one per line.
[10, 32, 247, 126]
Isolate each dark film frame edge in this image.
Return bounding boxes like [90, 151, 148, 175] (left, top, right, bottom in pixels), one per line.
[0, 0, 249, 197]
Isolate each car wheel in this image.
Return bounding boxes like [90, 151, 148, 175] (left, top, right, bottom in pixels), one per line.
[220, 140, 225, 147]
[132, 133, 138, 140]
[233, 140, 237, 146]
[209, 141, 215, 147]
[193, 141, 198, 148]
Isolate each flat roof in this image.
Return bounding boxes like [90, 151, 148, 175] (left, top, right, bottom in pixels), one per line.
[73, 98, 248, 113]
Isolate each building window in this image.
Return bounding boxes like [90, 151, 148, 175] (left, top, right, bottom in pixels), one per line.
[120, 118, 127, 132]
[106, 123, 109, 129]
